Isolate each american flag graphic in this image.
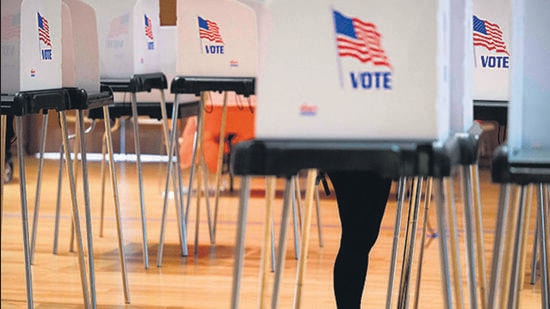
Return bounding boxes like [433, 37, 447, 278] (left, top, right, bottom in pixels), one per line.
[144, 14, 154, 40]
[1, 14, 20, 40]
[108, 14, 129, 38]
[198, 16, 224, 44]
[37, 12, 51, 47]
[473, 15, 509, 55]
[333, 10, 391, 68]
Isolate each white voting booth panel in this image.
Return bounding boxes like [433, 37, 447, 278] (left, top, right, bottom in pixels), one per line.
[473, 0, 511, 101]
[83, 0, 160, 79]
[62, 0, 100, 94]
[1, 0, 62, 94]
[507, 0, 550, 163]
[254, 0, 450, 141]
[450, 0, 474, 134]
[159, 26, 177, 84]
[176, 0, 258, 78]
[120, 25, 199, 103]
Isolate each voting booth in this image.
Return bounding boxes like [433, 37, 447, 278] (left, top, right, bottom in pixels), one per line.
[176, 0, 257, 78]
[1, 1, 92, 307]
[254, 0, 450, 141]
[154, 0, 258, 263]
[61, 0, 100, 93]
[489, 1, 550, 308]
[83, 0, 160, 79]
[62, 0, 132, 304]
[82, 0, 169, 270]
[473, 0, 511, 101]
[228, 1, 495, 308]
[1, 0, 62, 94]
[506, 0, 550, 163]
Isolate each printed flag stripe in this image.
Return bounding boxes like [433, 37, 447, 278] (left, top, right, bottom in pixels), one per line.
[38, 12, 51, 47]
[145, 15, 154, 40]
[473, 15, 509, 55]
[198, 17, 224, 44]
[333, 10, 391, 68]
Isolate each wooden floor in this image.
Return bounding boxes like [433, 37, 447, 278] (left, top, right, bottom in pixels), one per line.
[1, 155, 545, 308]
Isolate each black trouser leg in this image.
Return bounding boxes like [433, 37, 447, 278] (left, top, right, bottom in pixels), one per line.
[329, 170, 392, 309]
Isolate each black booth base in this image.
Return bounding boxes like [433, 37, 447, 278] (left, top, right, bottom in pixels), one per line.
[101, 72, 168, 93]
[171, 76, 255, 97]
[491, 145, 550, 184]
[86, 101, 199, 121]
[230, 132, 479, 179]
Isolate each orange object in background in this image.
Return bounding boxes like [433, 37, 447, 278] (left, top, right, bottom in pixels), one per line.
[179, 105, 255, 173]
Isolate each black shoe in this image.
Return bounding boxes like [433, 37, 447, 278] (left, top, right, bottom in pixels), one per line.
[3, 159, 13, 184]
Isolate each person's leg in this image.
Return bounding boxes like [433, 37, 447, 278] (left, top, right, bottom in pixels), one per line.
[328, 170, 392, 309]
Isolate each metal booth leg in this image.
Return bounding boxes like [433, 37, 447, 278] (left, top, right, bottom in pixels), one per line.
[507, 185, 529, 309]
[397, 177, 424, 308]
[130, 92, 149, 269]
[102, 106, 131, 303]
[213, 91, 229, 245]
[58, 111, 91, 308]
[231, 175, 251, 309]
[258, 176, 277, 308]
[433, 177, 455, 309]
[292, 176, 302, 260]
[52, 143, 64, 254]
[271, 177, 295, 309]
[293, 169, 318, 309]
[536, 183, 549, 309]
[99, 132, 107, 237]
[77, 110, 98, 309]
[14, 116, 34, 309]
[460, 165, 480, 308]
[488, 184, 510, 309]
[413, 178, 433, 309]
[29, 111, 48, 264]
[181, 92, 214, 256]
[99, 118, 121, 237]
[1, 114, 6, 219]
[447, 175, 465, 309]
[314, 180, 324, 248]
[158, 95, 188, 267]
[386, 177, 407, 308]
[159, 89, 187, 256]
[530, 211, 540, 285]
[471, 164, 488, 306]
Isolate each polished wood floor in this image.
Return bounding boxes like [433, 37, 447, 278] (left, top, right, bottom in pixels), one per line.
[1, 155, 544, 308]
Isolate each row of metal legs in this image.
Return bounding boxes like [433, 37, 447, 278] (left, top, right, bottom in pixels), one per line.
[1, 115, 34, 308]
[230, 163, 490, 308]
[158, 92, 210, 265]
[489, 183, 549, 309]
[27, 106, 131, 307]
[1, 112, 93, 308]
[159, 91, 263, 264]
[5, 88, 192, 306]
